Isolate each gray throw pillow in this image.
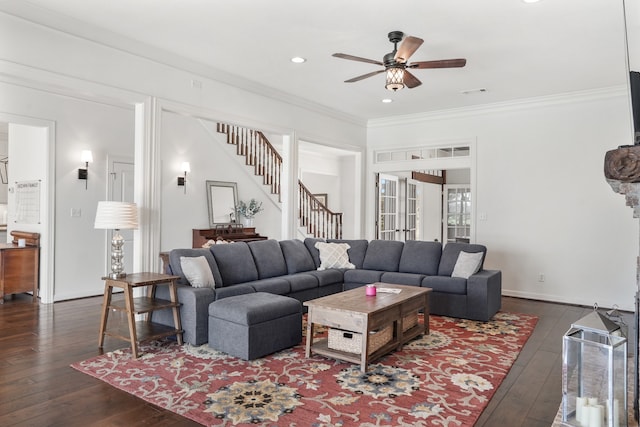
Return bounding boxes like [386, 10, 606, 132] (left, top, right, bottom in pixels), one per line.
[451, 251, 483, 279]
[180, 256, 216, 288]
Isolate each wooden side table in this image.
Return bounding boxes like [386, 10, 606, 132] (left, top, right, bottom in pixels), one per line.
[98, 272, 183, 358]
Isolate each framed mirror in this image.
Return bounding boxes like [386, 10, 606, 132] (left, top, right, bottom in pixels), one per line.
[206, 180, 238, 227]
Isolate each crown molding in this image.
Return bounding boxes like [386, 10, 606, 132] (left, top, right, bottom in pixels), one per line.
[368, 85, 629, 128]
[0, 4, 367, 127]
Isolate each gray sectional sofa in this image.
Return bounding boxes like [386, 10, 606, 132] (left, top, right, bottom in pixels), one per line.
[153, 238, 502, 345]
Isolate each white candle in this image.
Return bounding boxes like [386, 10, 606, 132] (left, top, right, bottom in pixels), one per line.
[577, 397, 588, 424]
[588, 397, 599, 406]
[582, 404, 591, 426]
[588, 404, 604, 427]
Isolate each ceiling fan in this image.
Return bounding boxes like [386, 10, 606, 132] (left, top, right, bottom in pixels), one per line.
[332, 31, 466, 91]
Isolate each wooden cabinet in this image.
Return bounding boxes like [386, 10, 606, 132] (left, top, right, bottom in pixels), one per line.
[192, 226, 267, 248]
[0, 231, 40, 304]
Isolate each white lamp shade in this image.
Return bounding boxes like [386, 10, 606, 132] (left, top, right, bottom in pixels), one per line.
[181, 162, 191, 173]
[94, 201, 139, 230]
[81, 150, 93, 163]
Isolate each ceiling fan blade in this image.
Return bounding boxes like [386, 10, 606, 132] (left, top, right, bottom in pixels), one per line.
[408, 58, 467, 69]
[403, 70, 422, 88]
[332, 53, 384, 66]
[344, 69, 386, 83]
[394, 36, 424, 63]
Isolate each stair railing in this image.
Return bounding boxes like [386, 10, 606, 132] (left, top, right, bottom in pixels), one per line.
[217, 122, 343, 239]
[217, 122, 282, 198]
[298, 180, 342, 239]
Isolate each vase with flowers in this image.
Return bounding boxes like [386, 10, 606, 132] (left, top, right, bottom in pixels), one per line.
[236, 198, 263, 227]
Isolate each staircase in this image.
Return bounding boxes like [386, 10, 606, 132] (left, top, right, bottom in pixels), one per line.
[216, 122, 342, 239]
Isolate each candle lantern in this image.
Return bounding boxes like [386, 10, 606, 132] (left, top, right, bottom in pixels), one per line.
[563, 307, 627, 427]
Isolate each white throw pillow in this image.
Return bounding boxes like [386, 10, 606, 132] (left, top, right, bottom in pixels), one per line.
[180, 256, 216, 288]
[451, 251, 483, 279]
[315, 242, 355, 270]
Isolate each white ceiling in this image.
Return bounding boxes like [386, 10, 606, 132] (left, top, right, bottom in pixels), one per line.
[1, 0, 637, 121]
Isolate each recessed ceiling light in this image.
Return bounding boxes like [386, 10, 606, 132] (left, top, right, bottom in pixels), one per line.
[382, 98, 393, 103]
[291, 57, 306, 63]
[461, 88, 487, 95]
[522, 0, 540, 3]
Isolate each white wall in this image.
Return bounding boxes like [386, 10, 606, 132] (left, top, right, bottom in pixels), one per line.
[160, 112, 282, 250]
[0, 82, 135, 300]
[368, 90, 639, 311]
[0, 12, 366, 300]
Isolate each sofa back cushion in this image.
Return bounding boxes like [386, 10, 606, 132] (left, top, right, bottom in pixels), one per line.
[280, 239, 316, 274]
[248, 240, 288, 279]
[169, 248, 223, 286]
[327, 239, 368, 269]
[438, 242, 487, 276]
[304, 238, 325, 268]
[362, 240, 404, 272]
[399, 240, 442, 275]
[210, 242, 259, 285]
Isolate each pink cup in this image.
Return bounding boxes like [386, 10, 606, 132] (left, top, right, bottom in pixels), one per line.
[365, 284, 377, 296]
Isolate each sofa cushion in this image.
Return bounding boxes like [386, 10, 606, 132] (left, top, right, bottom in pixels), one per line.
[214, 284, 256, 300]
[422, 276, 468, 295]
[327, 239, 368, 269]
[343, 269, 384, 284]
[210, 242, 259, 285]
[280, 239, 316, 273]
[304, 237, 325, 268]
[248, 277, 291, 295]
[380, 271, 425, 287]
[315, 242, 355, 270]
[304, 269, 344, 287]
[248, 240, 288, 279]
[180, 256, 216, 288]
[451, 251, 484, 279]
[169, 248, 223, 286]
[283, 273, 318, 292]
[438, 243, 487, 276]
[362, 240, 404, 272]
[399, 240, 442, 276]
[208, 292, 301, 325]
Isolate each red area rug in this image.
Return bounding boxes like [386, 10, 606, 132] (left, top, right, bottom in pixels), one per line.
[72, 313, 537, 426]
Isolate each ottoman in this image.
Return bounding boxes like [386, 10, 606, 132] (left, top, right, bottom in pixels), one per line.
[208, 292, 303, 360]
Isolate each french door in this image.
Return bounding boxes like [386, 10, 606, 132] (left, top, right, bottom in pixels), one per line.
[376, 173, 420, 241]
[376, 173, 399, 240]
[405, 178, 419, 241]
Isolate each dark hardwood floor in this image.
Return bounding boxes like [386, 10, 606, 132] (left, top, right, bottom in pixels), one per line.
[0, 294, 627, 426]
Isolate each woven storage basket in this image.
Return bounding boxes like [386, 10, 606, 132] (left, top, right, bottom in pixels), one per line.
[402, 311, 418, 332]
[328, 325, 392, 355]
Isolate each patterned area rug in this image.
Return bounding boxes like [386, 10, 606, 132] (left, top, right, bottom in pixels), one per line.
[72, 313, 537, 426]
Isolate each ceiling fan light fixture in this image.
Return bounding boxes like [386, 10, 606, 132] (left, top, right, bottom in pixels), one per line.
[385, 67, 405, 91]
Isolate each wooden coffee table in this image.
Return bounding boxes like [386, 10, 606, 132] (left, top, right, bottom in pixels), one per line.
[304, 283, 431, 372]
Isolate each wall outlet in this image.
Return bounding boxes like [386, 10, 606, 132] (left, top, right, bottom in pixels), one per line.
[538, 273, 545, 282]
[70, 208, 81, 217]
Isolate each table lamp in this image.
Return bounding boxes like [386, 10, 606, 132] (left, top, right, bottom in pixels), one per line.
[94, 201, 139, 279]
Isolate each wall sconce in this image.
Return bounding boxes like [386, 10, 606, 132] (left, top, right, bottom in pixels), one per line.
[78, 150, 93, 190]
[177, 161, 190, 193]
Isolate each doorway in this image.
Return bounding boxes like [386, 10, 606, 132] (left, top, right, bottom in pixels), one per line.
[0, 116, 54, 304]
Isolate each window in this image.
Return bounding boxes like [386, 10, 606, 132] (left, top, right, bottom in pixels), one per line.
[444, 185, 471, 243]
